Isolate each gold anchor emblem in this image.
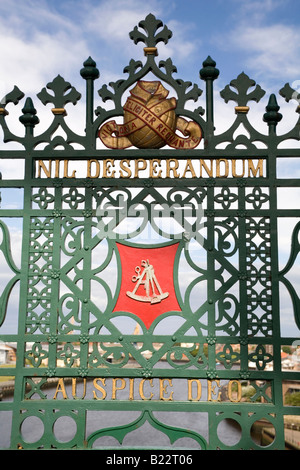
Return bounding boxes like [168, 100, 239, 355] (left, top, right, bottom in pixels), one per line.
[126, 259, 169, 304]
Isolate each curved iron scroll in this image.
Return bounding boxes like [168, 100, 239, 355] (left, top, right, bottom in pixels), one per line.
[85, 410, 207, 449]
[0, 221, 20, 326]
[279, 221, 300, 330]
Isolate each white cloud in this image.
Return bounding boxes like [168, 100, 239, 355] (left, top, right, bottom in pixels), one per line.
[0, 0, 200, 98]
[231, 0, 288, 21]
[85, 0, 155, 42]
[0, 32, 86, 94]
[81, 0, 199, 67]
[157, 19, 200, 63]
[229, 24, 300, 80]
[0, 0, 89, 140]
[0, 16, 88, 96]
[212, 0, 300, 85]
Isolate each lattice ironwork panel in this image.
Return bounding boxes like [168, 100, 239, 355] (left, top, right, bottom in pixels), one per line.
[0, 14, 299, 450]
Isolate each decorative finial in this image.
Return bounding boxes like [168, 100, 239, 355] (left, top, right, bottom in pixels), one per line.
[263, 94, 282, 126]
[37, 75, 81, 116]
[19, 97, 39, 128]
[279, 82, 300, 113]
[80, 56, 100, 80]
[129, 13, 172, 56]
[220, 72, 265, 113]
[200, 56, 219, 81]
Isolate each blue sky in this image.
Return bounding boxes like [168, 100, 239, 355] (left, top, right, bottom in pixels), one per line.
[0, 0, 298, 143]
[0, 0, 299, 101]
[0, 0, 298, 141]
[0, 0, 298, 154]
[0, 0, 299, 336]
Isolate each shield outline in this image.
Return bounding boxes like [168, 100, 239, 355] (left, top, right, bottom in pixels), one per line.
[112, 240, 183, 329]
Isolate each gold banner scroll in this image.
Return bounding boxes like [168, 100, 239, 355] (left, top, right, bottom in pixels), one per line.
[98, 81, 202, 150]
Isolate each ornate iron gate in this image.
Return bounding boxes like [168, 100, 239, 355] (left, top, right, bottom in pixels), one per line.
[0, 14, 299, 450]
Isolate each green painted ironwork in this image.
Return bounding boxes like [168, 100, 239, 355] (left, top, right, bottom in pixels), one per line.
[0, 13, 299, 450]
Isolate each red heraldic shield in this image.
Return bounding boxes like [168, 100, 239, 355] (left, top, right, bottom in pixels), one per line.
[113, 243, 181, 329]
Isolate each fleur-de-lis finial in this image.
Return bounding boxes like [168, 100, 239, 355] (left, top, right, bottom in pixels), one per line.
[37, 75, 81, 115]
[279, 82, 300, 112]
[129, 13, 172, 56]
[220, 72, 265, 113]
[0, 86, 24, 114]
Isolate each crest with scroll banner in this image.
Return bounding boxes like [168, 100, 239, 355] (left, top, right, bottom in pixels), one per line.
[99, 80, 202, 150]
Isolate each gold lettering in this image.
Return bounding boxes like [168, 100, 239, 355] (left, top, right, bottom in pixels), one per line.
[103, 159, 116, 178]
[232, 159, 245, 178]
[159, 378, 174, 401]
[248, 159, 264, 177]
[35, 157, 266, 181]
[199, 159, 213, 178]
[37, 160, 51, 178]
[182, 159, 196, 178]
[166, 159, 179, 178]
[112, 378, 126, 400]
[134, 159, 147, 178]
[53, 378, 68, 400]
[72, 378, 87, 400]
[63, 159, 76, 178]
[216, 159, 229, 178]
[129, 378, 135, 400]
[87, 159, 100, 178]
[55, 159, 60, 178]
[188, 379, 202, 401]
[228, 380, 242, 402]
[93, 378, 107, 400]
[119, 159, 132, 178]
[207, 379, 221, 402]
[149, 159, 162, 178]
[27, 376, 271, 403]
[139, 378, 154, 400]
